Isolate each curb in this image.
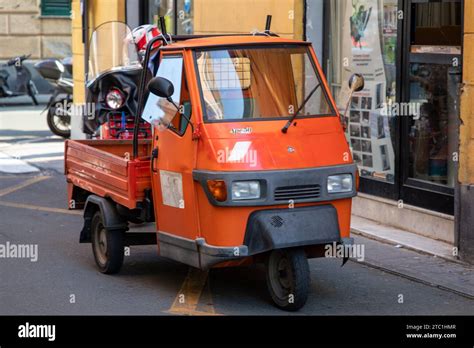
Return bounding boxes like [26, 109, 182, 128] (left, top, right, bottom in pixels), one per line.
[351, 227, 469, 266]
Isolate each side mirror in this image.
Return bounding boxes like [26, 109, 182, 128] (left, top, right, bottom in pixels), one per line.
[348, 73, 365, 92]
[341, 74, 365, 129]
[148, 77, 174, 99]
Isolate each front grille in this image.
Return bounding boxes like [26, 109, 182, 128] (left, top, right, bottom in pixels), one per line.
[270, 215, 284, 228]
[274, 184, 321, 201]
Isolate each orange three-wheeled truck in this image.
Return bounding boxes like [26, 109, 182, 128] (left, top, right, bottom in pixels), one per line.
[65, 19, 364, 311]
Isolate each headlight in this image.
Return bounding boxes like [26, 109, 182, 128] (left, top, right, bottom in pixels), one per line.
[232, 181, 261, 201]
[106, 89, 125, 109]
[327, 174, 353, 193]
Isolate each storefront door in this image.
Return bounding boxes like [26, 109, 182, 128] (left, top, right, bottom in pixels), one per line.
[322, 0, 463, 215]
[399, 0, 462, 214]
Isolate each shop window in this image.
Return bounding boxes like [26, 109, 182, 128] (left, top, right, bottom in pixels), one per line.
[408, 63, 459, 187]
[407, 0, 462, 188]
[41, 0, 71, 17]
[146, 0, 193, 35]
[411, 1, 462, 49]
[326, 0, 398, 184]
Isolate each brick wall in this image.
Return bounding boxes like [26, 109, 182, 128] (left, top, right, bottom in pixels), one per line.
[0, 0, 71, 60]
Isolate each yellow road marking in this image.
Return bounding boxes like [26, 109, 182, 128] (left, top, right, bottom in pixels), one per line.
[0, 176, 50, 197]
[167, 267, 218, 316]
[0, 200, 81, 215]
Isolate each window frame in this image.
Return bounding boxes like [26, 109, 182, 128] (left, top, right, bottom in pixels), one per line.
[153, 53, 191, 137]
[41, 0, 71, 17]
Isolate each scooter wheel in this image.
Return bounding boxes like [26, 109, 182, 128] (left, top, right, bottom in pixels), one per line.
[28, 82, 39, 106]
[265, 248, 310, 311]
[91, 211, 125, 274]
[47, 107, 71, 138]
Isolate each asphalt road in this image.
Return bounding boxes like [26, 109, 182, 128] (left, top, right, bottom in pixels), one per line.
[0, 107, 473, 315]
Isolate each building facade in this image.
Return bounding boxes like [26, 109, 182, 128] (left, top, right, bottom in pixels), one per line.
[319, 0, 472, 263]
[0, 0, 72, 60]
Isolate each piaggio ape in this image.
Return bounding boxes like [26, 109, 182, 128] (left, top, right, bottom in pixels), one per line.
[65, 17, 364, 311]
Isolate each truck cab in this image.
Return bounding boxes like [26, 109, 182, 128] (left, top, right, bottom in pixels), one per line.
[143, 35, 358, 305]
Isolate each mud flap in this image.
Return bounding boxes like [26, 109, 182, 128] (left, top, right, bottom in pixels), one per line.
[341, 237, 354, 267]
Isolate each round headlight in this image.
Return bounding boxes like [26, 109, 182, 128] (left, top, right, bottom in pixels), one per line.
[106, 89, 125, 110]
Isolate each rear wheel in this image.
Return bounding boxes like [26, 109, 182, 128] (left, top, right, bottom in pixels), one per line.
[91, 211, 124, 274]
[265, 248, 310, 311]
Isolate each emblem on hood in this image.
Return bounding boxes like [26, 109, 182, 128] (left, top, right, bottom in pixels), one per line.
[287, 146, 295, 153]
[230, 127, 252, 135]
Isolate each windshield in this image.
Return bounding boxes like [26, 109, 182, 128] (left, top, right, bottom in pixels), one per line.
[195, 45, 335, 122]
[87, 21, 141, 83]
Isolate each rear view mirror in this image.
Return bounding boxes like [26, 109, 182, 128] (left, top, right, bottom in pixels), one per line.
[148, 77, 174, 99]
[341, 74, 365, 128]
[348, 74, 365, 92]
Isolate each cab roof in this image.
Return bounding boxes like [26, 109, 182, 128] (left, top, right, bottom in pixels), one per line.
[161, 35, 309, 50]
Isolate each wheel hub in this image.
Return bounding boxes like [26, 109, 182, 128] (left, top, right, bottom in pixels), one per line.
[95, 225, 108, 266]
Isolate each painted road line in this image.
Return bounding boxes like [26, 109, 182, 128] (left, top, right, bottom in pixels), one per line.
[28, 156, 64, 163]
[167, 267, 217, 315]
[0, 200, 81, 216]
[0, 152, 39, 174]
[0, 176, 50, 197]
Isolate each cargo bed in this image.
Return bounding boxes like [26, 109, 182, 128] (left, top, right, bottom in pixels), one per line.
[65, 139, 152, 210]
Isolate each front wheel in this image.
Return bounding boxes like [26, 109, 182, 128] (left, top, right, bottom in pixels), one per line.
[266, 248, 310, 311]
[28, 81, 38, 106]
[91, 211, 125, 274]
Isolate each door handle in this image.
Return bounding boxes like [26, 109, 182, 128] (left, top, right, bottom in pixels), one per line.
[151, 147, 158, 173]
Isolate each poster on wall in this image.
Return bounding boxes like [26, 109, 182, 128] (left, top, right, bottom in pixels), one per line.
[339, 0, 396, 182]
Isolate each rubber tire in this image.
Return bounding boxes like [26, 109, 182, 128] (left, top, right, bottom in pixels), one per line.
[47, 106, 71, 138]
[91, 211, 125, 274]
[265, 248, 310, 311]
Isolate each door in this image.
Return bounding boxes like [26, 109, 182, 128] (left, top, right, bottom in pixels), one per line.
[323, 0, 461, 214]
[399, 0, 462, 214]
[142, 52, 197, 240]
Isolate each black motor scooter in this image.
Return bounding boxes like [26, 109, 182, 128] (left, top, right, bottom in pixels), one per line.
[34, 58, 73, 138]
[0, 54, 39, 105]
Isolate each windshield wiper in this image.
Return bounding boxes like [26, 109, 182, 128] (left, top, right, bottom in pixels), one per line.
[281, 83, 321, 134]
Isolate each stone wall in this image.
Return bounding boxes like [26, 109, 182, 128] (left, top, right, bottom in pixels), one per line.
[193, 0, 304, 39]
[0, 0, 71, 60]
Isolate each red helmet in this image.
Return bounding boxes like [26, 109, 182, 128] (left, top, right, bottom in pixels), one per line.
[132, 24, 161, 52]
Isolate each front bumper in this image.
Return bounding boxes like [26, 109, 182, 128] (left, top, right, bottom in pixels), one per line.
[158, 205, 345, 269]
[244, 205, 342, 255]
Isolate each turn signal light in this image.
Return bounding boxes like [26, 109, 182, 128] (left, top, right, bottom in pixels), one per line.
[207, 180, 227, 202]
